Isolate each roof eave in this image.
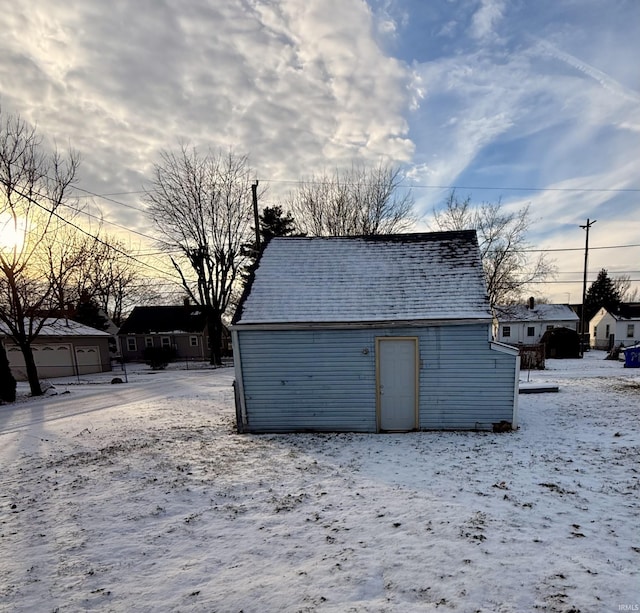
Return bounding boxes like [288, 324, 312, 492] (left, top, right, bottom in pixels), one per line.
[232, 317, 492, 331]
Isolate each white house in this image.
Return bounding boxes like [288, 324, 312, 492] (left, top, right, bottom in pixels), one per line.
[589, 303, 640, 350]
[494, 299, 579, 345]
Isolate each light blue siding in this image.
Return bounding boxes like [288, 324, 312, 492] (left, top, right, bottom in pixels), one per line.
[417, 326, 516, 429]
[237, 329, 377, 432]
[236, 324, 517, 433]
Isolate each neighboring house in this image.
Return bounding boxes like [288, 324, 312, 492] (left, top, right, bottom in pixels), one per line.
[0, 319, 112, 380]
[232, 231, 520, 433]
[118, 304, 230, 361]
[494, 300, 579, 345]
[589, 303, 640, 350]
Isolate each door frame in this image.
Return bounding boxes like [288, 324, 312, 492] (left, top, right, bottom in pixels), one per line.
[375, 336, 419, 432]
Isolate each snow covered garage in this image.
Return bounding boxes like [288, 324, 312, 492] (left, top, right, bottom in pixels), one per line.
[2, 319, 112, 380]
[231, 231, 520, 433]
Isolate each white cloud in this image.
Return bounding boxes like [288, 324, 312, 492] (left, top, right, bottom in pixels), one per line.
[0, 0, 415, 231]
[470, 0, 506, 41]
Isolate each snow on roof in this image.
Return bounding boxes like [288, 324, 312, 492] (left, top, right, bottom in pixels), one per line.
[0, 318, 111, 337]
[495, 303, 579, 323]
[234, 231, 492, 325]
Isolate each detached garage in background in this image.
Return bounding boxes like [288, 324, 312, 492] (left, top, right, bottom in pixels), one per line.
[231, 231, 520, 433]
[1, 319, 112, 380]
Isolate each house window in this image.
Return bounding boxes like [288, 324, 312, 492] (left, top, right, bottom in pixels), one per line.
[161, 336, 171, 348]
[628, 324, 635, 338]
[127, 337, 137, 351]
[502, 326, 511, 338]
[145, 337, 153, 348]
[605, 324, 610, 338]
[527, 326, 535, 337]
[594, 326, 597, 338]
[190, 336, 198, 347]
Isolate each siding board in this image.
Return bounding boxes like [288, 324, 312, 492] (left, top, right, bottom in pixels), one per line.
[236, 324, 517, 432]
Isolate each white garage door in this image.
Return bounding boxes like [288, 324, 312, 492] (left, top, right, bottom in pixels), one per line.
[5, 343, 102, 380]
[74, 346, 102, 374]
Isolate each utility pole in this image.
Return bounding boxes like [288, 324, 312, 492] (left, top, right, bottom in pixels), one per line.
[252, 180, 260, 252]
[579, 218, 596, 357]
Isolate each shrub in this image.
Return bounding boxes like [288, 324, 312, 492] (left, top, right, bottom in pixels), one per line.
[0, 343, 17, 403]
[142, 346, 177, 370]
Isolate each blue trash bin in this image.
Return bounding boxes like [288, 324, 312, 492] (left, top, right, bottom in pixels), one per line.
[623, 345, 640, 368]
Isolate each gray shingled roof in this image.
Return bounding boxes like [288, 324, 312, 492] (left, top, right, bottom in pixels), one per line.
[495, 303, 579, 323]
[0, 318, 111, 337]
[233, 231, 491, 325]
[118, 306, 207, 335]
[609, 303, 640, 321]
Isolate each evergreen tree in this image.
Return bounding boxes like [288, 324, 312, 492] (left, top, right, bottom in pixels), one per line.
[0, 343, 17, 403]
[259, 206, 298, 243]
[242, 205, 302, 274]
[244, 205, 300, 258]
[585, 268, 621, 319]
[73, 291, 109, 331]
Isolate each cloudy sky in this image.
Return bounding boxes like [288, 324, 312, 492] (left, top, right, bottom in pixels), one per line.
[1, 0, 638, 302]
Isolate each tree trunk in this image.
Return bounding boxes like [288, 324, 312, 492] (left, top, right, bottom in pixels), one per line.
[22, 345, 43, 396]
[207, 310, 223, 367]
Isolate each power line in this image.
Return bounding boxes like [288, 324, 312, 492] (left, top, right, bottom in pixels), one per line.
[409, 184, 640, 193]
[552, 269, 640, 274]
[258, 177, 640, 193]
[523, 242, 640, 253]
[526, 279, 640, 284]
[59, 199, 170, 246]
[75, 189, 147, 198]
[0, 179, 181, 283]
[73, 177, 640, 203]
[70, 184, 148, 213]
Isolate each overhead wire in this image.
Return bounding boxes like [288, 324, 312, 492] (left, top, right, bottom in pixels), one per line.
[255, 177, 640, 193]
[63, 178, 640, 291]
[74, 178, 640, 252]
[0, 178, 182, 284]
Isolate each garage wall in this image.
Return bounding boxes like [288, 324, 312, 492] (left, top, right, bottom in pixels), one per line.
[235, 323, 519, 433]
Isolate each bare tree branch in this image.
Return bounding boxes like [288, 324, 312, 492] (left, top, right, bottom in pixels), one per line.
[0, 108, 81, 395]
[286, 161, 415, 237]
[145, 146, 254, 365]
[432, 190, 556, 307]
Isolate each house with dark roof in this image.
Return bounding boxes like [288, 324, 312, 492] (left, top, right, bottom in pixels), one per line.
[589, 303, 640, 350]
[118, 304, 226, 362]
[494, 299, 579, 346]
[231, 231, 520, 433]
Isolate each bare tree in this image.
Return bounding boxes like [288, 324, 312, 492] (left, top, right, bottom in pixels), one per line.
[92, 249, 155, 326]
[145, 146, 254, 365]
[45, 219, 98, 315]
[432, 190, 555, 307]
[612, 274, 639, 303]
[286, 162, 415, 236]
[0, 109, 80, 395]
[59, 228, 154, 326]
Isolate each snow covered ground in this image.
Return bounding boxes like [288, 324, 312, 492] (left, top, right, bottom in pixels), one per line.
[1, 352, 638, 612]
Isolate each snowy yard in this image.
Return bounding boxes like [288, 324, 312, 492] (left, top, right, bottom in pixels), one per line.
[1, 352, 639, 612]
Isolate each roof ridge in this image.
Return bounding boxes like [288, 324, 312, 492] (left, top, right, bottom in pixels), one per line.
[269, 230, 477, 243]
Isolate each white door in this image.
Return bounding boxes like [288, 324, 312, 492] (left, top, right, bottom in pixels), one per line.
[377, 338, 418, 431]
